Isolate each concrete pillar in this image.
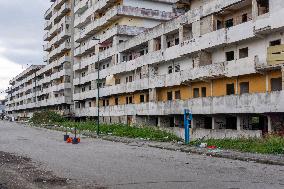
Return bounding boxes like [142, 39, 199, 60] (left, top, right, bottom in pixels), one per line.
[237, 116, 242, 131]
[191, 116, 196, 129]
[161, 35, 167, 50]
[212, 116, 216, 129]
[157, 116, 162, 127]
[149, 88, 157, 102]
[266, 74, 269, 92]
[281, 66, 284, 90]
[112, 36, 119, 49]
[115, 53, 121, 64]
[267, 115, 272, 133]
[179, 25, 184, 44]
[252, 0, 258, 21]
[148, 39, 155, 53]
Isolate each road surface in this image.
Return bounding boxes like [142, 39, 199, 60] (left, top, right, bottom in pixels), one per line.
[0, 121, 283, 189]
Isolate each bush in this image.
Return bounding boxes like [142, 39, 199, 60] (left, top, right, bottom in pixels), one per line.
[30, 111, 66, 124]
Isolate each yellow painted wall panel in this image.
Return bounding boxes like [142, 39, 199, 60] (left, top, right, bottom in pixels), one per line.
[237, 74, 266, 94]
[212, 78, 236, 97]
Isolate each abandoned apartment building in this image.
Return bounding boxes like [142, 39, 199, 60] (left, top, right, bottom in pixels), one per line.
[5, 0, 284, 139]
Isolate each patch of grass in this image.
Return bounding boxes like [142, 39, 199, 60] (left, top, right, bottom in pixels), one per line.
[60, 121, 180, 142]
[195, 136, 284, 155]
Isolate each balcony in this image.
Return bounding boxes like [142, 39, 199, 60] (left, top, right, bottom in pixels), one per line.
[74, 91, 284, 117]
[54, 2, 71, 23]
[36, 96, 72, 107]
[43, 32, 51, 41]
[74, 0, 88, 14]
[44, 7, 52, 20]
[44, 20, 52, 30]
[52, 82, 72, 92]
[81, 6, 176, 38]
[51, 68, 72, 81]
[43, 43, 52, 52]
[74, 0, 117, 28]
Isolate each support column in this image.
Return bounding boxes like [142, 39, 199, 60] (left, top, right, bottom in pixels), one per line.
[149, 88, 157, 102]
[115, 53, 121, 64]
[281, 66, 284, 90]
[267, 115, 272, 133]
[237, 116, 242, 131]
[157, 116, 161, 127]
[212, 116, 216, 129]
[148, 39, 155, 53]
[179, 25, 184, 44]
[161, 35, 167, 50]
[252, 0, 258, 21]
[191, 116, 196, 129]
[265, 73, 269, 92]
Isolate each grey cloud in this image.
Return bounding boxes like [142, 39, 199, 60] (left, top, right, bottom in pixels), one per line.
[0, 0, 51, 65]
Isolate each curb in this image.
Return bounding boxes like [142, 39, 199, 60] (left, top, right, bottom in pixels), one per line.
[147, 144, 284, 166]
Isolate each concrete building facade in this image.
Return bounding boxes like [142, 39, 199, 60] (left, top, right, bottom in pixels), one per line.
[6, 0, 284, 139]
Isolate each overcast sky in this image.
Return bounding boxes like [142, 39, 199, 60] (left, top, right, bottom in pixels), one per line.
[0, 0, 51, 99]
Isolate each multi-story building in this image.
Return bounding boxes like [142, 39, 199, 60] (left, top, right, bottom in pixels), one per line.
[5, 0, 74, 120]
[72, 0, 284, 138]
[6, 0, 284, 138]
[5, 65, 44, 119]
[41, 0, 74, 113]
[0, 100, 6, 115]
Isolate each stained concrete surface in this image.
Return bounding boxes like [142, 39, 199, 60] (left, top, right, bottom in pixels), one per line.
[0, 121, 283, 189]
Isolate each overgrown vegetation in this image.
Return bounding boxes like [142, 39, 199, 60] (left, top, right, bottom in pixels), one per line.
[29, 111, 66, 124]
[29, 111, 180, 142]
[192, 136, 284, 155]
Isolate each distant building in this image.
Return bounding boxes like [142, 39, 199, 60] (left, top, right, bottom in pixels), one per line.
[0, 100, 5, 114]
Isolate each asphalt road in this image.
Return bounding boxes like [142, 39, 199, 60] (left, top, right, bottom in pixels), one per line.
[0, 121, 283, 189]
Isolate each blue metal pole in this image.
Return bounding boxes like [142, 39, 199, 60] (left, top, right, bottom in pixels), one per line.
[184, 109, 189, 144]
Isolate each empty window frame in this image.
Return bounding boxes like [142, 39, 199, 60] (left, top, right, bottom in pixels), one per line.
[257, 0, 269, 15]
[193, 88, 199, 98]
[270, 39, 281, 46]
[226, 51, 235, 61]
[239, 47, 248, 59]
[140, 95, 145, 103]
[242, 13, 248, 23]
[201, 87, 207, 97]
[240, 82, 249, 94]
[126, 96, 133, 104]
[115, 97, 119, 105]
[167, 91, 173, 101]
[175, 90, 181, 100]
[175, 38, 179, 45]
[271, 78, 282, 91]
[226, 83, 235, 95]
[175, 64, 180, 72]
[225, 18, 234, 28]
[216, 20, 223, 30]
[168, 66, 173, 74]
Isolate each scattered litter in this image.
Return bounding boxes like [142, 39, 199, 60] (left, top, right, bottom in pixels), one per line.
[208, 148, 223, 153]
[207, 145, 217, 149]
[199, 143, 207, 148]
